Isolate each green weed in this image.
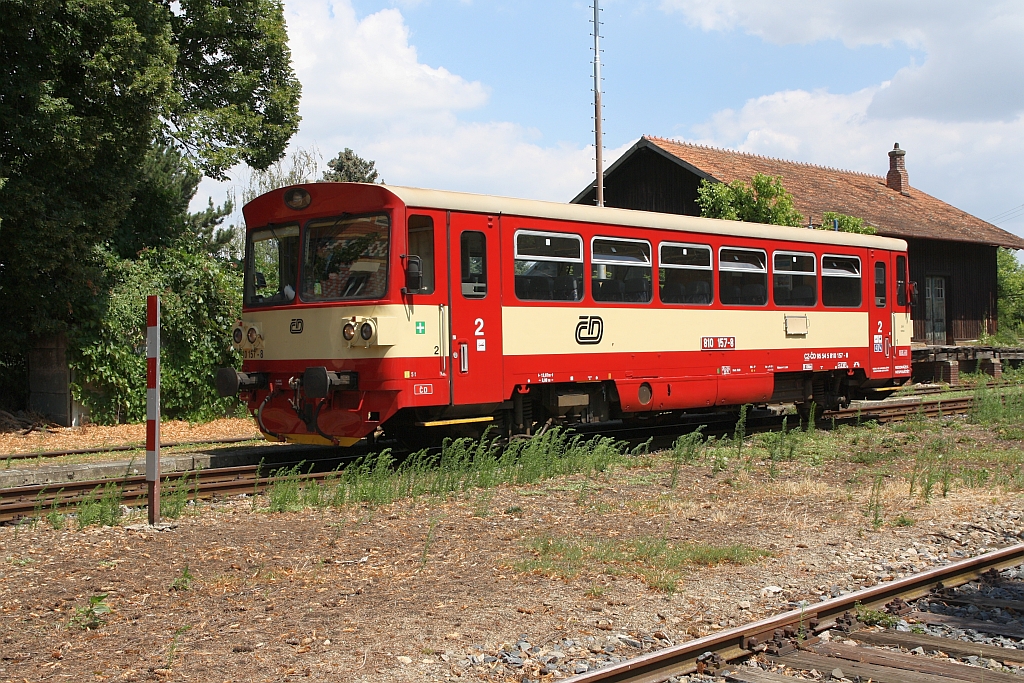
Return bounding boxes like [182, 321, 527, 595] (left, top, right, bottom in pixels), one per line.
[855, 602, 899, 628]
[170, 565, 194, 591]
[75, 482, 123, 529]
[70, 593, 112, 630]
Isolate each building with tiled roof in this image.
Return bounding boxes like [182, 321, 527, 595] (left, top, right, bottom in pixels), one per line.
[572, 136, 1024, 344]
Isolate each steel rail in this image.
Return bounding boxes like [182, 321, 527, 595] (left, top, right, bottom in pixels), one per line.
[564, 543, 1024, 683]
[0, 462, 341, 523]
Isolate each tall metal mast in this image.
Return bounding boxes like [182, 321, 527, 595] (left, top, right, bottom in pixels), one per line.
[593, 0, 604, 207]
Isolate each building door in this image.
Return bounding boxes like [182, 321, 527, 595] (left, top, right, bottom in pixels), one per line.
[869, 257, 893, 375]
[924, 276, 947, 345]
[448, 212, 504, 406]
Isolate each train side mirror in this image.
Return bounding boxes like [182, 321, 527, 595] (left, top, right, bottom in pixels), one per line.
[254, 272, 267, 290]
[403, 255, 423, 293]
[910, 281, 919, 307]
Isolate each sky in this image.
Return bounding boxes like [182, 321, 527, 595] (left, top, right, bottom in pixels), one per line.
[194, 0, 1024, 240]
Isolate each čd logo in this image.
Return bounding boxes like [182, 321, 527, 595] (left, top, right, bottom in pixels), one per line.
[575, 315, 603, 345]
[289, 319, 304, 334]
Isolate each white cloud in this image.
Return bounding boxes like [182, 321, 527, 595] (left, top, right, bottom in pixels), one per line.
[287, 0, 607, 200]
[193, 0, 604, 212]
[659, 0, 1024, 121]
[687, 85, 1024, 234]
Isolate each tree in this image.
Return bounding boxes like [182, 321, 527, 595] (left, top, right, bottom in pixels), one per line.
[321, 148, 383, 184]
[696, 173, 804, 227]
[818, 211, 877, 235]
[0, 0, 300, 360]
[997, 247, 1024, 342]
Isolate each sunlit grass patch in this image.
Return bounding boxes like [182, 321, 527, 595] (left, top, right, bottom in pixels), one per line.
[515, 535, 768, 593]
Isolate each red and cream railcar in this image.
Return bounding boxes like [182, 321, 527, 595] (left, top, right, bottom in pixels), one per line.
[216, 182, 913, 446]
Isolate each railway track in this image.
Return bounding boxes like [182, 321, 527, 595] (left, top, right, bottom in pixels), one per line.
[0, 395, 981, 524]
[565, 543, 1024, 683]
[0, 461, 340, 524]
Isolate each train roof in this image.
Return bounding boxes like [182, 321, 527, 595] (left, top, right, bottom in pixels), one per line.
[245, 183, 906, 251]
[383, 185, 907, 251]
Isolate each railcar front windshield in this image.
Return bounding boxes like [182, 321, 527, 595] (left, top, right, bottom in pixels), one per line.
[245, 225, 300, 307]
[302, 213, 390, 301]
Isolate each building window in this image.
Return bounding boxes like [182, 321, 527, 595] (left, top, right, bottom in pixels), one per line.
[821, 255, 862, 307]
[773, 251, 817, 307]
[591, 237, 652, 303]
[719, 247, 767, 305]
[514, 230, 584, 301]
[659, 242, 713, 305]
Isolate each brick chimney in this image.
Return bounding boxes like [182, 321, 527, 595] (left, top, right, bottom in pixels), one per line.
[886, 142, 909, 195]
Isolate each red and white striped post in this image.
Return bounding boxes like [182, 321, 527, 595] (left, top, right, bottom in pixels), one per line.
[146, 295, 161, 524]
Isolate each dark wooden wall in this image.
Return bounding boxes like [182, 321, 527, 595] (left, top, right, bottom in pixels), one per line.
[906, 238, 997, 343]
[576, 147, 703, 216]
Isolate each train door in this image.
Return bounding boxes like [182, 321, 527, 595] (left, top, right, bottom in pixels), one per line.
[869, 252, 893, 376]
[448, 212, 504, 405]
[405, 210, 450, 396]
[891, 252, 913, 376]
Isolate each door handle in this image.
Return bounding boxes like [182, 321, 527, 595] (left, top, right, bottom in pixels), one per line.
[885, 338, 891, 357]
[459, 342, 469, 373]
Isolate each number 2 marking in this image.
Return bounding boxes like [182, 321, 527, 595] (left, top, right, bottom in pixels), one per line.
[433, 345, 439, 355]
[877, 321, 883, 333]
[474, 318, 485, 336]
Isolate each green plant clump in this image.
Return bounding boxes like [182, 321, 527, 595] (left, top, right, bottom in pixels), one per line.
[70, 594, 112, 630]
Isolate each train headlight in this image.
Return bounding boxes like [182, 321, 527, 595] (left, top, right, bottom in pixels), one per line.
[283, 187, 311, 210]
[247, 327, 258, 344]
[360, 321, 375, 341]
[343, 322, 356, 341]
[233, 328, 243, 345]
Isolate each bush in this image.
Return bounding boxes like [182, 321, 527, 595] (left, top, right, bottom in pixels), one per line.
[69, 244, 242, 423]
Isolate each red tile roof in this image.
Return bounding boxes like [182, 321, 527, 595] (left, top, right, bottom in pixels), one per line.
[644, 136, 1024, 249]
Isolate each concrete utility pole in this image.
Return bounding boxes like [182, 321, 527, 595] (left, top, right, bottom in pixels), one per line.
[593, 0, 604, 207]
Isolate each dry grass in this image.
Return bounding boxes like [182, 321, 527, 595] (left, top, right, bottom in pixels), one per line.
[0, 417, 260, 456]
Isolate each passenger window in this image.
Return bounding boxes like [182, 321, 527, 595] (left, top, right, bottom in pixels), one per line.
[822, 255, 862, 307]
[719, 247, 767, 305]
[591, 237, 652, 303]
[896, 255, 908, 307]
[874, 261, 887, 308]
[514, 230, 584, 301]
[659, 243, 712, 305]
[460, 231, 486, 298]
[773, 252, 816, 307]
[408, 215, 435, 294]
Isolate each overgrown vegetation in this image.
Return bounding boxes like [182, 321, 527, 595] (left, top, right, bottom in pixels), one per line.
[516, 536, 769, 593]
[258, 428, 636, 513]
[70, 246, 243, 423]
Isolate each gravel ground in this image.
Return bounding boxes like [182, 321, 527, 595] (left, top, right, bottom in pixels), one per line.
[3, 427, 1024, 683]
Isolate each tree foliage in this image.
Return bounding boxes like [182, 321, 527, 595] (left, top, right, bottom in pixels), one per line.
[0, 0, 300, 356]
[167, 0, 302, 179]
[696, 174, 804, 227]
[321, 148, 382, 184]
[997, 248, 1024, 342]
[69, 244, 243, 423]
[818, 211, 877, 235]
